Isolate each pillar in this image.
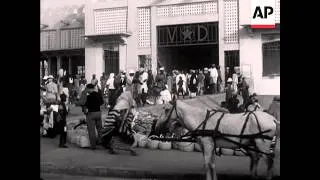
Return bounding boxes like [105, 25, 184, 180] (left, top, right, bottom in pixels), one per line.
[150, 6, 158, 76]
[47, 57, 52, 75]
[68, 56, 72, 75]
[57, 56, 61, 74]
[126, 0, 138, 72]
[218, 0, 225, 83]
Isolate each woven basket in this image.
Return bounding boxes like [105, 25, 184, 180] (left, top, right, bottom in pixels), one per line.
[147, 135, 160, 149]
[158, 135, 172, 150]
[137, 134, 148, 148]
[79, 134, 90, 148]
[194, 143, 202, 152]
[178, 142, 195, 152]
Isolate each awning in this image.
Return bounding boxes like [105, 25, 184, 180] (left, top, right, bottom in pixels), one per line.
[241, 23, 280, 30]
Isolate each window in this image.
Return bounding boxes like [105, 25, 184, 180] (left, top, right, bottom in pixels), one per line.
[262, 41, 280, 77]
[138, 55, 152, 71]
[77, 66, 85, 76]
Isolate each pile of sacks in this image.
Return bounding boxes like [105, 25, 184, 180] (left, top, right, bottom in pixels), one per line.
[132, 111, 158, 136]
[66, 117, 91, 148]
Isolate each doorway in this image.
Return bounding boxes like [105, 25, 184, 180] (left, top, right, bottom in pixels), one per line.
[104, 46, 119, 75]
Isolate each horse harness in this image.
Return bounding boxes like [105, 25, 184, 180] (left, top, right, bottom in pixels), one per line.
[166, 103, 275, 156]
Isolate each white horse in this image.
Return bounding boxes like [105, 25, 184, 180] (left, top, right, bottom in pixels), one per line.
[155, 98, 279, 180]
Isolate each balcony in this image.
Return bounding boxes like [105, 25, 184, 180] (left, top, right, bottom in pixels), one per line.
[40, 27, 85, 51]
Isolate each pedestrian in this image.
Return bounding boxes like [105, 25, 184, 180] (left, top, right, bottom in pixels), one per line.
[188, 70, 198, 98]
[227, 92, 240, 113]
[91, 74, 98, 85]
[84, 84, 104, 150]
[241, 77, 250, 109]
[225, 78, 234, 105]
[209, 64, 218, 94]
[139, 68, 149, 106]
[132, 71, 141, 107]
[203, 68, 213, 95]
[171, 70, 177, 96]
[57, 93, 68, 148]
[177, 76, 185, 98]
[217, 65, 222, 93]
[155, 67, 167, 92]
[232, 67, 240, 93]
[100, 73, 107, 96]
[197, 70, 205, 95]
[45, 75, 59, 105]
[166, 73, 173, 97]
[106, 73, 116, 109]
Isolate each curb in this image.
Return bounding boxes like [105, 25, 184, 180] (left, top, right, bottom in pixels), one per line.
[41, 163, 204, 179]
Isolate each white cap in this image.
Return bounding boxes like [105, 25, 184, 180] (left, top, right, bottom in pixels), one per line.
[129, 69, 135, 74]
[204, 67, 208, 71]
[227, 78, 233, 82]
[47, 75, 54, 79]
[160, 67, 164, 70]
[43, 76, 48, 80]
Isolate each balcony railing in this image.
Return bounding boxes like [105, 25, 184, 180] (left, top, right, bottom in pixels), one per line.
[40, 27, 85, 51]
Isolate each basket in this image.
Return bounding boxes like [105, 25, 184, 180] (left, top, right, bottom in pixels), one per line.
[147, 135, 160, 149]
[79, 134, 90, 148]
[178, 142, 195, 152]
[194, 143, 202, 152]
[137, 134, 148, 148]
[158, 135, 172, 150]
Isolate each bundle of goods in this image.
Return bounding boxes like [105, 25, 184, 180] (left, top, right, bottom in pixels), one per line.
[67, 124, 91, 148]
[158, 134, 172, 150]
[147, 135, 160, 150]
[133, 111, 158, 136]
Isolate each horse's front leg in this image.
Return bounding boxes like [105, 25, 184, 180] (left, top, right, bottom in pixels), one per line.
[248, 151, 260, 179]
[200, 137, 217, 180]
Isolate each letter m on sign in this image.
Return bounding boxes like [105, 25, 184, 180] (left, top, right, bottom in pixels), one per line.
[251, 0, 276, 29]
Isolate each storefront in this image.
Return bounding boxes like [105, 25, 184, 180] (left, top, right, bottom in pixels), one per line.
[84, 0, 280, 95]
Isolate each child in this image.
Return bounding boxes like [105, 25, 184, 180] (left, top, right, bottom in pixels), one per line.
[57, 94, 68, 148]
[177, 76, 185, 98]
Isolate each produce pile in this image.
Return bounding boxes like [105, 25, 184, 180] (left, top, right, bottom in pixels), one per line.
[132, 110, 158, 136]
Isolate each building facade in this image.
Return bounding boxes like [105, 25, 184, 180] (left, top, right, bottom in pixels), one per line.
[40, 4, 86, 78]
[83, 0, 279, 95]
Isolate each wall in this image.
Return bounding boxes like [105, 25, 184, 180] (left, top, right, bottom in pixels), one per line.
[239, 28, 280, 95]
[85, 40, 104, 81]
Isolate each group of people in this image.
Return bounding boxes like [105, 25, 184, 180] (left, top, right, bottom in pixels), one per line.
[40, 63, 258, 151]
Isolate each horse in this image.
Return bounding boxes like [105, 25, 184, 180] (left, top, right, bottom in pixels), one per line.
[155, 97, 278, 180]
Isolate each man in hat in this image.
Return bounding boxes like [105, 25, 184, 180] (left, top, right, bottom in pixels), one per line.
[188, 69, 198, 98]
[225, 78, 234, 104]
[197, 70, 205, 95]
[84, 84, 104, 150]
[155, 67, 167, 91]
[203, 68, 213, 95]
[45, 75, 59, 105]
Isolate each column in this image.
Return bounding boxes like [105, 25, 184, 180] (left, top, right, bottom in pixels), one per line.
[150, 6, 158, 76]
[47, 57, 52, 75]
[68, 56, 72, 75]
[57, 56, 61, 74]
[126, 0, 138, 71]
[218, 0, 225, 83]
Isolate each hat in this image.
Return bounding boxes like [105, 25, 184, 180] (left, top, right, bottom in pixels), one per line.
[47, 75, 54, 79]
[129, 69, 135, 74]
[86, 84, 95, 89]
[227, 78, 233, 82]
[204, 67, 208, 71]
[160, 67, 164, 71]
[43, 76, 48, 80]
[273, 95, 280, 102]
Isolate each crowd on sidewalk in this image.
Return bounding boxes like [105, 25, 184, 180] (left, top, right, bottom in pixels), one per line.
[40, 64, 261, 151]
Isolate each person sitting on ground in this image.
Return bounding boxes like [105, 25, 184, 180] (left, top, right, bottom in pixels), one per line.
[245, 93, 261, 111]
[158, 85, 172, 104]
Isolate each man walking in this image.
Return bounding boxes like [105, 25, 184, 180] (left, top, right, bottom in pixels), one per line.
[85, 84, 104, 150]
[209, 64, 218, 94]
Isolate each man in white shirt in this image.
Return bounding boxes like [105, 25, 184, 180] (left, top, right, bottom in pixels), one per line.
[209, 64, 218, 94]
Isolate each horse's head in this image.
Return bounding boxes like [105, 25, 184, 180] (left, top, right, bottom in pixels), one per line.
[155, 96, 179, 134]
